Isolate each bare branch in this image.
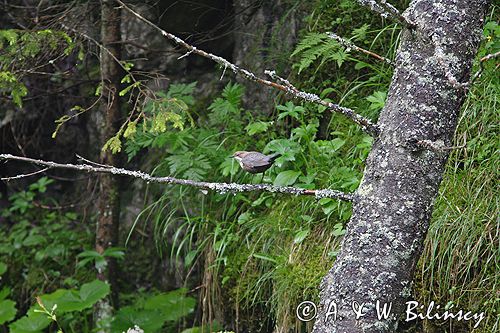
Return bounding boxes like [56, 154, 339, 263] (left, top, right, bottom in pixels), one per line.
[463, 51, 500, 88]
[115, 0, 379, 136]
[437, 47, 499, 90]
[1, 167, 49, 181]
[412, 139, 465, 153]
[326, 32, 393, 65]
[356, 1, 414, 27]
[0, 154, 354, 201]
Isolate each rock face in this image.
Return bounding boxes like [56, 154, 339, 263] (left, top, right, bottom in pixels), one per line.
[233, 0, 302, 113]
[312, 1, 489, 332]
[121, 1, 233, 74]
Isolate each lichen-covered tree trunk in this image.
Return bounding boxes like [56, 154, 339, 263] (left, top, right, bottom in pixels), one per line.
[94, 0, 122, 329]
[313, 1, 489, 332]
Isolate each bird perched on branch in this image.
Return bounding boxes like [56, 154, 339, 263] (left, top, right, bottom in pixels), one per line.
[232, 151, 281, 174]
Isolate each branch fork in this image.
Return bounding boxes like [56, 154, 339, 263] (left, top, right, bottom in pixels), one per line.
[356, 1, 415, 27]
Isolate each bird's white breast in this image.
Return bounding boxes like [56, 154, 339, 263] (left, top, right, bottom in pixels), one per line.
[234, 156, 244, 167]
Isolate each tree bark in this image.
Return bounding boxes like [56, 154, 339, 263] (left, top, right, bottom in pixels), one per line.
[313, 1, 489, 332]
[94, 0, 122, 329]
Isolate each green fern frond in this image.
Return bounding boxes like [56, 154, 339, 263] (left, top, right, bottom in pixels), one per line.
[292, 33, 342, 73]
[291, 32, 326, 57]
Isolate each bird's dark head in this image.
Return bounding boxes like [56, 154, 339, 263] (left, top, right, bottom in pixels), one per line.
[232, 151, 248, 161]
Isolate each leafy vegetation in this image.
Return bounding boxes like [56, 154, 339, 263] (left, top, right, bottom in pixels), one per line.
[0, 1, 497, 332]
[0, 29, 76, 107]
[0, 178, 200, 332]
[121, 70, 373, 330]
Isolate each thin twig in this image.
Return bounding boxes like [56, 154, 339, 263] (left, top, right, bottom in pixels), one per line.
[326, 32, 393, 65]
[1, 167, 49, 181]
[356, 1, 414, 27]
[178, 50, 193, 59]
[115, 0, 379, 136]
[414, 139, 466, 153]
[0, 154, 354, 201]
[61, 23, 132, 82]
[437, 48, 499, 90]
[464, 51, 500, 88]
[76, 154, 112, 168]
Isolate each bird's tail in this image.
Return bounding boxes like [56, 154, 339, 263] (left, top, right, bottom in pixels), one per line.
[269, 153, 281, 162]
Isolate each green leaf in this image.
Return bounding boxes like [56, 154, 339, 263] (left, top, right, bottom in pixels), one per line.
[181, 328, 201, 333]
[252, 253, 277, 263]
[331, 49, 348, 67]
[237, 212, 252, 224]
[0, 299, 16, 324]
[76, 257, 94, 269]
[319, 198, 336, 216]
[293, 229, 310, 244]
[77, 47, 85, 61]
[22, 235, 46, 247]
[251, 194, 271, 207]
[94, 256, 107, 270]
[121, 74, 132, 84]
[221, 82, 244, 106]
[354, 62, 369, 70]
[298, 172, 316, 188]
[0, 30, 19, 46]
[291, 33, 325, 57]
[111, 307, 166, 333]
[332, 223, 346, 236]
[0, 287, 11, 301]
[166, 82, 197, 106]
[330, 138, 346, 151]
[28, 176, 53, 193]
[77, 250, 101, 258]
[144, 289, 196, 321]
[352, 23, 370, 42]
[119, 82, 140, 96]
[123, 120, 137, 138]
[94, 83, 103, 96]
[264, 139, 300, 163]
[0, 262, 6, 275]
[0, 71, 27, 107]
[273, 170, 301, 186]
[181, 322, 222, 333]
[9, 310, 50, 333]
[219, 158, 239, 177]
[320, 87, 335, 99]
[39, 289, 83, 313]
[102, 247, 125, 259]
[102, 135, 122, 154]
[277, 101, 304, 120]
[366, 91, 387, 111]
[184, 250, 197, 267]
[52, 115, 71, 138]
[245, 121, 270, 135]
[292, 123, 318, 142]
[79, 280, 110, 309]
[122, 61, 134, 71]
